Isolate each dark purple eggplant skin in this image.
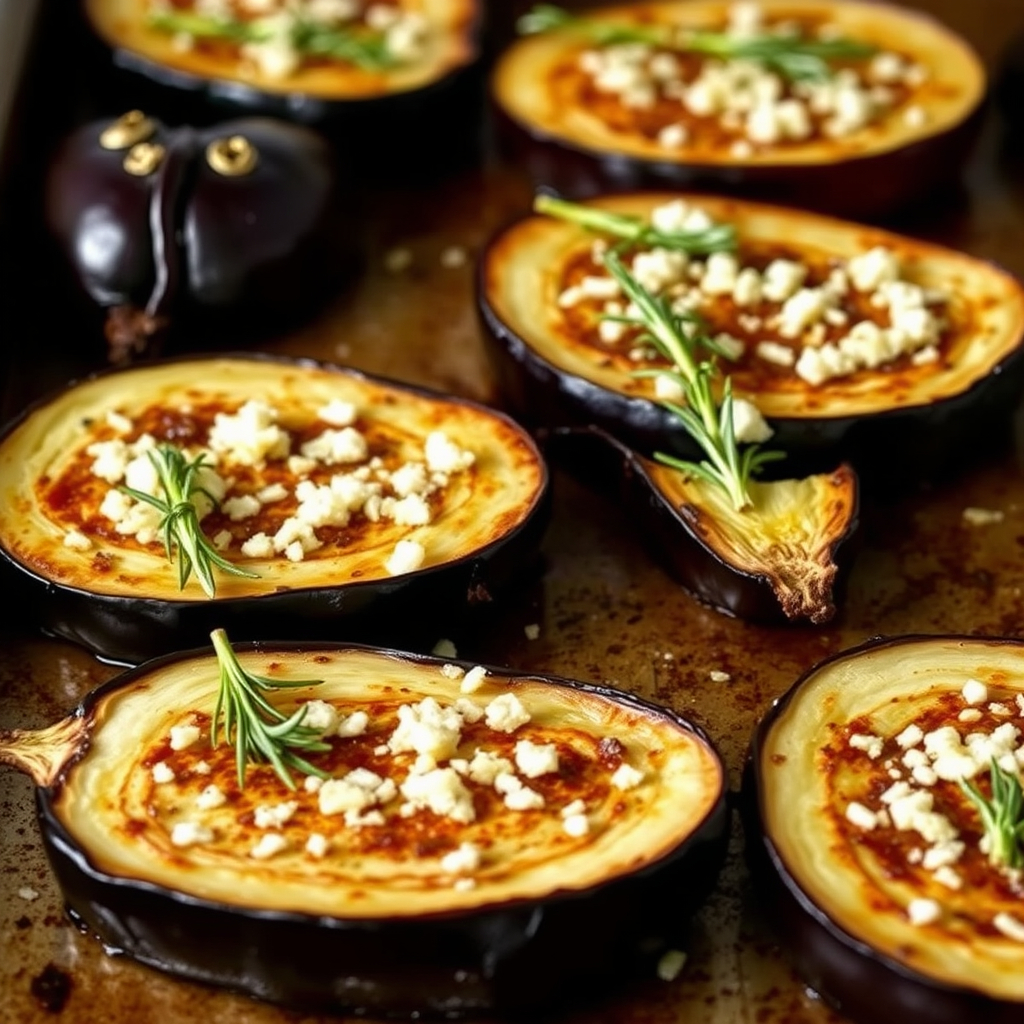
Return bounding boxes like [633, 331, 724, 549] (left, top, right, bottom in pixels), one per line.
[0, 353, 552, 667]
[476, 262, 1024, 490]
[492, 101, 986, 223]
[541, 426, 858, 626]
[35, 642, 729, 1018]
[742, 635, 1024, 1024]
[45, 115, 343, 357]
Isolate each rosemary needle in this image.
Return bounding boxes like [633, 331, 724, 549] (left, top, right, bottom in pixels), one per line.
[602, 251, 783, 511]
[534, 194, 736, 256]
[210, 628, 331, 790]
[518, 4, 876, 82]
[148, 11, 396, 71]
[120, 443, 259, 598]
[960, 758, 1024, 870]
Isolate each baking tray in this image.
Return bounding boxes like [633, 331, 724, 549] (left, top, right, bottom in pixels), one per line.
[3, 0, 1024, 1020]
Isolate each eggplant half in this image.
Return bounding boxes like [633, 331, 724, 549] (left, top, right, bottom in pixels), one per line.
[479, 191, 1024, 477]
[545, 425, 857, 624]
[0, 355, 550, 664]
[83, 0, 482, 169]
[492, 0, 986, 218]
[747, 635, 1024, 1024]
[0, 642, 728, 1017]
[46, 111, 342, 362]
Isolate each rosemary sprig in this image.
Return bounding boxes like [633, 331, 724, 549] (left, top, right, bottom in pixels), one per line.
[534, 194, 736, 256]
[960, 758, 1024, 870]
[517, 4, 876, 82]
[120, 444, 259, 598]
[148, 11, 396, 71]
[517, 4, 663, 46]
[602, 251, 783, 511]
[686, 31, 876, 82]
[210, 629, 331, 790]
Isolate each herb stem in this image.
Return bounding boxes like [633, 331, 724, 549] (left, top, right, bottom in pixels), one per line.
[149, 11, 395, 71]
[120, 444, 259, 598]
[518, 4, 876, 82]
[960, 758, 1024, 869]
[210, 629, 331, 790]
[602, 250, 782, 511]
[534, 194, 736, 256]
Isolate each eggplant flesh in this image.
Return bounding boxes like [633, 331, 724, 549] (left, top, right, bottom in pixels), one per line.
[19, 644, 728, 1016]
[545, 426, 857, 624]
[0, 356, 549, 663]
[491, 0, 985, 216]
[479, 191, 1024, 473]
[749, 636, 1024, 1023]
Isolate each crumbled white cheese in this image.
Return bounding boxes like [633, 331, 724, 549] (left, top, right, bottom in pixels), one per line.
[994, 912, 1024, 942]
[171, 821, 214, 847]
[485, 693, 531, 733]
[845, 801, 878, 830]
[385, 539, 425, 576]
[250, 833, 289, 860]
[848, 733, 884, 760]
[460, 665, 488, 694]
[151, 761, 175, 784]
[63, 529, 93, 551]
[731, 398, 773, 443]
[305, 833, 329, 859]
[400, 767, 476, 822]
[337, 710, 370, 737]
[196, 784, 227, 810]
[207, 400, 290, 465]
[611, 763, 645, 791]
[515, 739, 559, 778]
[254, 800, 299, 830]
[962, 678, 989, 705]
[389, 697, 463, 760]
[169, 723, 201, 751]
[440, 842, 481, 875]
[299, 699, 339, 735]
[907, 898, 941, 926]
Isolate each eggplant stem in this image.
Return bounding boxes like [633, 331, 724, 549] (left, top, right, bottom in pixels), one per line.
[0, 714, 91, 788]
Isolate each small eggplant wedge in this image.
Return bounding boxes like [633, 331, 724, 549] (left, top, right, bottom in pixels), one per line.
[545, 425, 857, 624]
[492, 0, 986, 218]
[0, 355, 550, 664]
[46, 111, 342, 362]
[747, 635, 1024, 1024]
[478, 191, 1024, 477]
[0, 641, 729, 1018]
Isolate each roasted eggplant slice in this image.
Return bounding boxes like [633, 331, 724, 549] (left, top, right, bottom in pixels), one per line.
[0, 356, 549, 664]
[83, 0, 482, 165]
[546, 425, 857, 624]
[0, 641, 728, 1017]
[493, 0, 985, 217]
[479, 191, 1024, 475]
[46, 112, 342, 362]
[747, 635, 1024, 1024]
